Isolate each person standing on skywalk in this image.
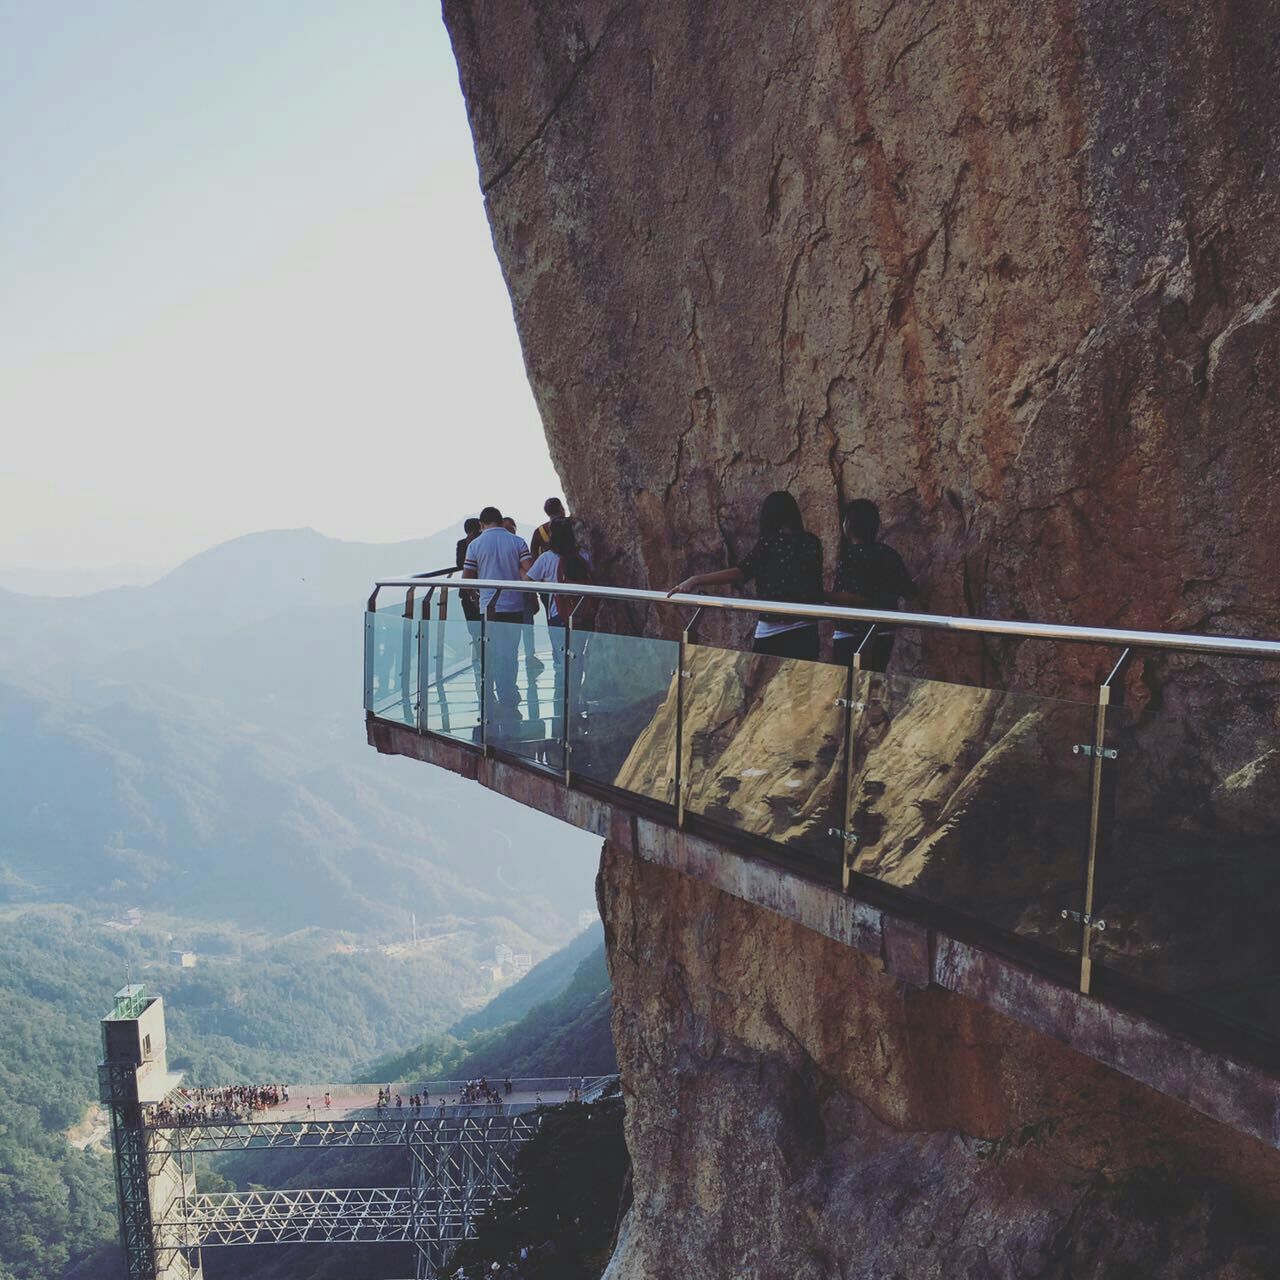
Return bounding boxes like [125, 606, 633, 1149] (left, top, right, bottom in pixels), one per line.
[669, 490, 825, 660]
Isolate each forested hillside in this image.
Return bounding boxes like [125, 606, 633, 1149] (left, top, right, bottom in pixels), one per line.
[367, 936, 615, 1084]
[450, 922, 604, 1037]
[453, 942, 614, 1078]
[443, 1100, 628, 1280]
[0, 906, 510, 1280]
[0, 906, 613, 1280]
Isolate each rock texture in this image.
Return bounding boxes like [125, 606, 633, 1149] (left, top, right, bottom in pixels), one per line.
[599, 842, 1280, 1279]
[445, 0, 1280, 676]
[442, 1, 1280, 1275]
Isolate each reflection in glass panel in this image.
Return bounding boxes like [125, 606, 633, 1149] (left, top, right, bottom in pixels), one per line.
[482, 616, 566, 771]
[681, 645, 845, 864]
[573, 630, 679, 806]
[847, 674, 1094, 956]
[366, 606, 419, 729]
[421, 594, 484, 746]
[1094, 683, 1280, 1042]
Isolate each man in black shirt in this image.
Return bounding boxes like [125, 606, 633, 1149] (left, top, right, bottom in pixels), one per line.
[455, 518, 482, 624]
[829, 500, 916, 672]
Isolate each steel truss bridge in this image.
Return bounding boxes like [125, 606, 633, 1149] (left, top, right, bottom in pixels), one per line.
[129, 1080, 618, 1280]
[145, 1107, 540, 1154]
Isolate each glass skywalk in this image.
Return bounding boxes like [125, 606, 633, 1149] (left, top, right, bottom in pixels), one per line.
[365, 575, 1280, 1057]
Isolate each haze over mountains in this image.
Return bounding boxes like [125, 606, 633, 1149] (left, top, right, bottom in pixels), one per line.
[0, 523, 599, 938]
[0, 564, 166, 596]
[0, 523, 609, 1280]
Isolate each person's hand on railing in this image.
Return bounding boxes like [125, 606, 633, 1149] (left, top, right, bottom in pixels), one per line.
[669, 567, 742, 598]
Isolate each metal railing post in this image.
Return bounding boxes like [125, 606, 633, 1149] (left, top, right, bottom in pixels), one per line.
[563, 598, 587, 785]
[675, 634, 686, 827]
[480, 611, 490, 755]
[415, 589, 433, 735]
[399, 589, 415, 725]
[675, 608, 703, 827]
[364, 587, 383, 712]
[562, 610, 574, 784]
[1077, 647, 1131, 994]
[435, 585, 449, 691]
[839, 629, 874, 892]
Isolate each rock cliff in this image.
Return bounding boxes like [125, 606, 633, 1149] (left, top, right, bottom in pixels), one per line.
[598, 843, 1280, 1278]
[445, 0, 1279, 674]
[443, 1, 1280, 1275]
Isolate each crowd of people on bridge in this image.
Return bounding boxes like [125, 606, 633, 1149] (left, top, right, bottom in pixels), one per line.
[450, 493, 917, 715]
[459, 1077, 507, 1105]
[377, 1088, 436, 1113]
[373, 1078, 521, 1114]
[144, 1084, 287, 1127]
[144, 1079, 540, 1128]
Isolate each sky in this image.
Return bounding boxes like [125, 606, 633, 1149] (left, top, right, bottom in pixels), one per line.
[0, 1, 561, 578]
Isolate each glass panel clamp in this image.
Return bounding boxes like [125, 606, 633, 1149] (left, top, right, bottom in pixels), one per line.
[1060, 909, 1107, 931]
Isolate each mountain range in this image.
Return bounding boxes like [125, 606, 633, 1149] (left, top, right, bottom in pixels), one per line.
[0, 524, 600, 939]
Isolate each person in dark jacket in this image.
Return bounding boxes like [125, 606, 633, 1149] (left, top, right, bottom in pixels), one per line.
[530, 497, 568, 559]
[455, 517, 481, 568]
[669, 491, 824, 660]
[455, 517, 483, 624]
[829, 499, 916, 672]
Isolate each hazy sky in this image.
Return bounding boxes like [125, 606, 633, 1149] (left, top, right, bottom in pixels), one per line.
[0, 1, 561, 575]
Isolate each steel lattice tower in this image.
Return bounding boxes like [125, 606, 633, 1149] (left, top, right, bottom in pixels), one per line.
[99, 986, 202, 1280]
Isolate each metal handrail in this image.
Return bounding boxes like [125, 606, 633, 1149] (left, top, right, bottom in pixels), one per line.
[371, 575, 1280, 661]
[366, 566, 459, 613]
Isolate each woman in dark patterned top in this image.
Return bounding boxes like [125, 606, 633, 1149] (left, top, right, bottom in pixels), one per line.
[669, 491, 824, 660]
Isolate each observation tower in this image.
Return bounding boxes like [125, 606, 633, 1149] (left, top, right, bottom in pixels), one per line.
[101, 984, 611, 1278]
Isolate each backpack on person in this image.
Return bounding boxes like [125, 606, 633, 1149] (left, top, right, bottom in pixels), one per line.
[554, 554, 596, 628]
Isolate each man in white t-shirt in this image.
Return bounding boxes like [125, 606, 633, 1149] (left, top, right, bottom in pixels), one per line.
[463, 507, 533, 711]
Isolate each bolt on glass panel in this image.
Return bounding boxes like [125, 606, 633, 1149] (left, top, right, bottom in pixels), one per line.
[680, 644, 847, 866]
[365, 601, 419, 729]
[846, 672, 1096, 958]
[420, 591, 484, 746]
[1092, 668, 1280, 1041]
[569, 628, 679, 806]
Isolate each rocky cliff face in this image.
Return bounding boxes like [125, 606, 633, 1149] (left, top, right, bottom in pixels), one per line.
[443, 1, 1280, 1274]
[445, 0, 1279, 673]
[598, 843, 1280, 1279]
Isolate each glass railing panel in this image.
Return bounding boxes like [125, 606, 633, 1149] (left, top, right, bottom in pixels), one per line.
[846, 673, 1096, 957]
[1094, 694, 1280, 1042]
[365, 604, 419, 728]
[681, 644, 847, 866]
[421, 596, 483, 745]
[481, 615, 566, 770]
[568, 629, 679, 806]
